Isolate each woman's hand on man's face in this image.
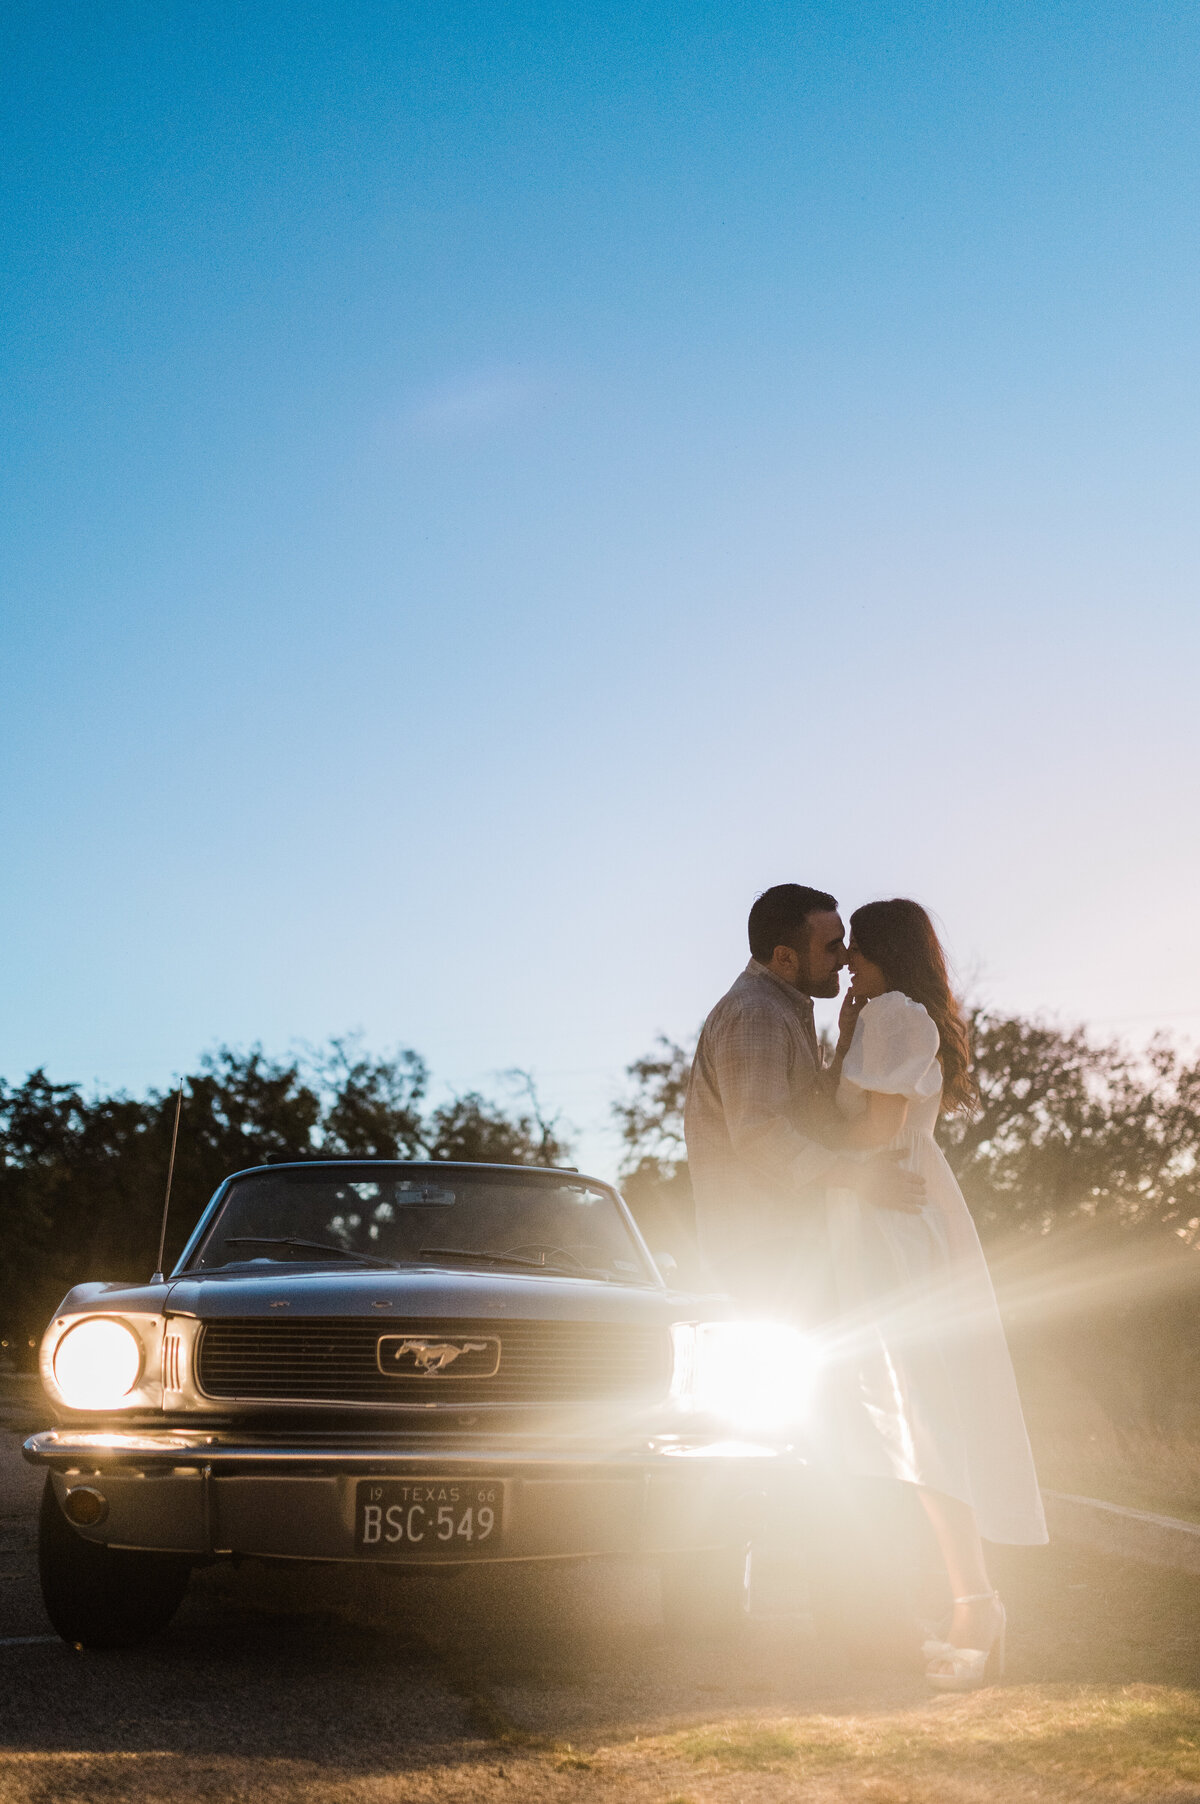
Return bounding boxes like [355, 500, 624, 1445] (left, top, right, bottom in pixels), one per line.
[837, 985, 865, 1045]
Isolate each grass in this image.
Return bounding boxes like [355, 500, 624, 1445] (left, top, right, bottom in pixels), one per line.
[1013, 1345, 1200, 1523]
[8, 1690, 1198, 1804]
[553, 1746, 594, 1771]
[658, 1685, 1200, 1786]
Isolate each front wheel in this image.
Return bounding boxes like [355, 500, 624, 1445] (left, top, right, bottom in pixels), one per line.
[659, 1545, 752, 1638]
[38, 1478, 191, 1649]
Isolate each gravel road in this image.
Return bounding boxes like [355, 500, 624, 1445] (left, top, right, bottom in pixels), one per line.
[3, 1383, 1200, 1803]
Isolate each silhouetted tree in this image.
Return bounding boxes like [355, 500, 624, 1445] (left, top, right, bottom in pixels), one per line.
[424, 1073, 568, 1167]
[0, 1044, 572, 1365]
[611, 1036, 700, 1278]
[613, 1014, 1200, 1246]
[611, 1012, 1200, 1429]
[311, 1036, 427, 1158]
[940, 1017, 1200, 1241]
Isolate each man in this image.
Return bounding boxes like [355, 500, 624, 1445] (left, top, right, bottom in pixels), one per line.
[685, 883, 922, 1315]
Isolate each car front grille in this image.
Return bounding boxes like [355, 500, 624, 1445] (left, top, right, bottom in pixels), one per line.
[196, 1317, 671, 1407]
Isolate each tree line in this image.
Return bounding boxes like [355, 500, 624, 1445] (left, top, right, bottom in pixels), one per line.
[4, 1012, 1199, 1428]
[614, 1011, 1200, 1245]
[613, 1011, 1200, 1436]
[0, 1039, 566, 1363]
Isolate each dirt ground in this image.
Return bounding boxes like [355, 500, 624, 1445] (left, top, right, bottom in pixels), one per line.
[3, 1386, 1200, 1804]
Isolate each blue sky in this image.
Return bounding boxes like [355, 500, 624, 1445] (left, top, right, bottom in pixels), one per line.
[3, 0, 1198, 1172]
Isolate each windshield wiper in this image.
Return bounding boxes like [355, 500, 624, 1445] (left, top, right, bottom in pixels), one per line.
[418, 1246, 612, 1280]
[220, 1236, 399, 1269]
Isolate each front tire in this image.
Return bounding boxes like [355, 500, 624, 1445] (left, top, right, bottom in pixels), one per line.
[659, 1544, 752, 1638]
[38, 1478, 191, 1649]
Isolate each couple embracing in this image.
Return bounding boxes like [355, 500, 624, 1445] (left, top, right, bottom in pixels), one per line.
[684, 884, 1047, 1692]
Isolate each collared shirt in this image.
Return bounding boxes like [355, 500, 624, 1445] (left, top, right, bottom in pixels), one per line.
[684, 959, 838, 1270]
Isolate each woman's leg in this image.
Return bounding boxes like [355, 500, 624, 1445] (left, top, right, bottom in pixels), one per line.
[917, 1488, 1003, 1653]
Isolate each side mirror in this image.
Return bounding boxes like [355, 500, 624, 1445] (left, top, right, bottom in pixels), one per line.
[653, 1251, 678, 1278]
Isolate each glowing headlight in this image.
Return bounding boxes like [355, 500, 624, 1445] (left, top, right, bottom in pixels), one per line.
[670, 1320, 818, 1431]
[53, 1320, 143, 1409]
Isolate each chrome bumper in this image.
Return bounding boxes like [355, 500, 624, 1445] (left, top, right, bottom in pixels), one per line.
[24, 1429, 788, 1564]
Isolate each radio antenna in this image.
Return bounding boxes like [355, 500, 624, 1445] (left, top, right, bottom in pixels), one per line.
[152, 1081, 184, 1284]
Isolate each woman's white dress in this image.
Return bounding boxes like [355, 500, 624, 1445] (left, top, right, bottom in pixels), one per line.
[828, 990, 1047, 1545]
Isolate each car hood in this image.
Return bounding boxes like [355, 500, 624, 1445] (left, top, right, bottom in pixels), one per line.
[162, 1264, 683, 1326]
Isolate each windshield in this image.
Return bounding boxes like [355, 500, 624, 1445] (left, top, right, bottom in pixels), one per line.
[190, 1166, 653, 1283]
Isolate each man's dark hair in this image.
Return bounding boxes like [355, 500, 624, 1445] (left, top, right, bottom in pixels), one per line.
[748, 884, 838, 963]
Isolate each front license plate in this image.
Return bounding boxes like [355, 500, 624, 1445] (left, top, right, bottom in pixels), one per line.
[355, 1478, 503, 1559]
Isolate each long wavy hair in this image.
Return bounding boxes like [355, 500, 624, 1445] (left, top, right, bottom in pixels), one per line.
[849, 899, 976, 1113]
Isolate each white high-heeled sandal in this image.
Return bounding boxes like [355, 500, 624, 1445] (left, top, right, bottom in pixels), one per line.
[922, 1591, 1006, 1692]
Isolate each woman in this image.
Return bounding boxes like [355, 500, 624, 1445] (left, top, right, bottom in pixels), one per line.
[824, 898, 1046, 1691]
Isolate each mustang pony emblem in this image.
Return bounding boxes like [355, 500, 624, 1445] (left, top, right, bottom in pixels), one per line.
[377, 1335, 500, 1377]
[393, 1339, 486, 1374]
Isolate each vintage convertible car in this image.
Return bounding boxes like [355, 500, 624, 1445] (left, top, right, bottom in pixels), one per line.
[24, 1159, 815, 1648]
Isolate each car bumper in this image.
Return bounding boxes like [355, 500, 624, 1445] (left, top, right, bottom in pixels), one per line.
[23, 1429, 794, 1564]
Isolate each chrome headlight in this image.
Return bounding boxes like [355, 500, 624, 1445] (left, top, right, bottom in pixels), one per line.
[670, 1320, 818, 1432]
[52, 1319, 143, 1410]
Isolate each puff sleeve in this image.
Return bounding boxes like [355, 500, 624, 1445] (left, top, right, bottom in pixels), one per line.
[841, 991, 942, 1101]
